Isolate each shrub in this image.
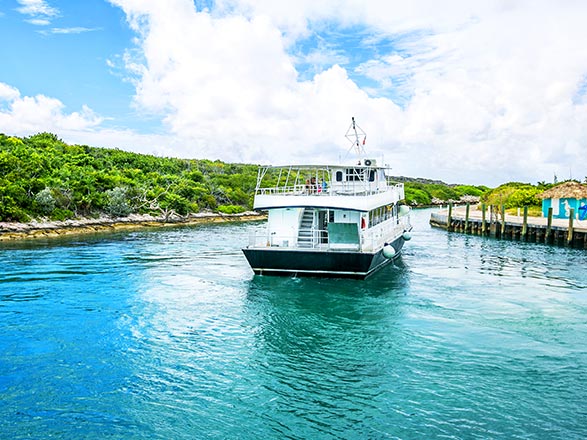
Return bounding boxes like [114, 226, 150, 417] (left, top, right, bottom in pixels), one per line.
[404, 187, 431, 205]
[217, 204, 246, 214]
[34, 188, 56, 215]
[481, 183, 542, 208]
[161, 193, 191, 216]
[106, 186, 132, 217]
[0, 203, 30, 222]
[51, 208, 74, 221]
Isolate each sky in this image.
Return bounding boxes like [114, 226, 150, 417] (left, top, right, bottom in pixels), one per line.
[1, 0, 587, 185]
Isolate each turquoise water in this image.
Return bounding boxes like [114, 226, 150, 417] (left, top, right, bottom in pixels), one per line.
[1, 209, 586, 439]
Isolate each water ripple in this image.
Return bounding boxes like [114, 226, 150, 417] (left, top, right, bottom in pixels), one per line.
[1, 214, 587, 439]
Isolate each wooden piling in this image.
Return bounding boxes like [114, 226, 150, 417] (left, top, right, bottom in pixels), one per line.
[447, 203, 453, 232]
[465, 203, 470, 233]
[429, 206, 587, 250]
[522, 206, 528, 240]
[481, 203, 486, 236]
[500, 205, 506, 238]
[489, 205, 497, 237]
[568, 208, 575, 246]
[546, 207, 553, 244]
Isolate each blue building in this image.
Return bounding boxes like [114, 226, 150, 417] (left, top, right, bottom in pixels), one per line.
[538, 181, 587, 220]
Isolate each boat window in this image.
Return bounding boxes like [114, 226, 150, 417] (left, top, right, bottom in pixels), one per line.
[368, 203, 396, 228]
[336, 171, 343, 182]
[345, 168, 363, 181]
[369, 170, 376, 182]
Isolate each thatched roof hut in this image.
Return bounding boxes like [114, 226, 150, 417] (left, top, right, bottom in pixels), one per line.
[538, 181, 587, 199]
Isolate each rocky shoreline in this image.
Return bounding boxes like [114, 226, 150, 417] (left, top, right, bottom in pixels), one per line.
[0, 211, 266, 241]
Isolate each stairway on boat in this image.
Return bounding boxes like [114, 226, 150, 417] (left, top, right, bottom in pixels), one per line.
[298, 209, 314, 248]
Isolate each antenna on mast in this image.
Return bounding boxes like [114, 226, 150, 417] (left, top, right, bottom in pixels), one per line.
[345, 117, 367, 158]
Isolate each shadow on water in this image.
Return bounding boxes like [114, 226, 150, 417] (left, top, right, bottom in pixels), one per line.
[237, 259, 414, 438]
[244, 257, 412, 323]
[247, 255, 410, 292]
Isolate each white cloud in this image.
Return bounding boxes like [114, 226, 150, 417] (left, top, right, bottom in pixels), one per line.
[295, 39, 350, 76]
[16, 0, 58, 19]
[0, 82, 102, 134]
[0, 83, 21, 102]
[26, 18, 51, 26]
[59, 128, 184, 158]
[7, 0, 587, 185]
[105, 0, 587, 184]
[0, 82, 188, 158]
[213, 0, 487, 42]
[40, 27, 99, 35]
[108, 0, 403, 166]
[393, 1, 587, 183]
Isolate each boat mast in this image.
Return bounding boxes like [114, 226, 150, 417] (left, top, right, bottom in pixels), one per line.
[345, 117, 367, 159]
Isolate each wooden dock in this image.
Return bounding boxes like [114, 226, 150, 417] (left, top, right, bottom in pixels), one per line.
[430, 204, 587, 249]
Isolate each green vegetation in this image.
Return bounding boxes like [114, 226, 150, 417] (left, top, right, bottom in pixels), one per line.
[0, 133, 259, 222]
[403, 179, 554, 212]
[403, 182, 489, 206]
[520, 206, 543, 217]
[0, 132, 556, 223]
[480, 182, 551, 210]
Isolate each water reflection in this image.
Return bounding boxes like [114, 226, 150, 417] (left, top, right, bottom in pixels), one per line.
[3, 215, 587, 439]
[242, 263, 411, 437]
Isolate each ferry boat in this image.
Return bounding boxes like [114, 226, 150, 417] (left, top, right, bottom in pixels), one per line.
[242, 118, 412, 279]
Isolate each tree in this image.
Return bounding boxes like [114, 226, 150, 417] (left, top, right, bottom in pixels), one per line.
[106, 187, 132, 217]
[34, 188, 56, 215]
[481, 183, 542, 209]
[0, 133, 295, 221]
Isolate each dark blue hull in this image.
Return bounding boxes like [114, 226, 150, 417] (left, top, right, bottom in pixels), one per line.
[242, 236, 405, 279]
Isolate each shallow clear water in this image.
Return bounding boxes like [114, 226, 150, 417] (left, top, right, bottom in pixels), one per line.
[1, 209, 586, 439]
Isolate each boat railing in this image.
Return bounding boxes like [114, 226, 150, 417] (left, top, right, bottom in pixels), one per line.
[256, 184, 307, 196]
[249, 214, 410, 251]
[247, 228, 331, 250]
[255, 182, 404, 197]
[360, 216, 409, 251]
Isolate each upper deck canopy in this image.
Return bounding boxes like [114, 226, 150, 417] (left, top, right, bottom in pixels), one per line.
[252, 164, 405, 211]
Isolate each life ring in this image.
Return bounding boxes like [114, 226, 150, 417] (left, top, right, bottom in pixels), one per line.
[364, 159, 372, 166]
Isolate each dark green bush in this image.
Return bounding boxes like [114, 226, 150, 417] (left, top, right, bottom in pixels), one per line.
[217, 205, 246, 214]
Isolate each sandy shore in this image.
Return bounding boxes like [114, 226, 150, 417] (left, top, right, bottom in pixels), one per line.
[0, 211, 266, 241]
